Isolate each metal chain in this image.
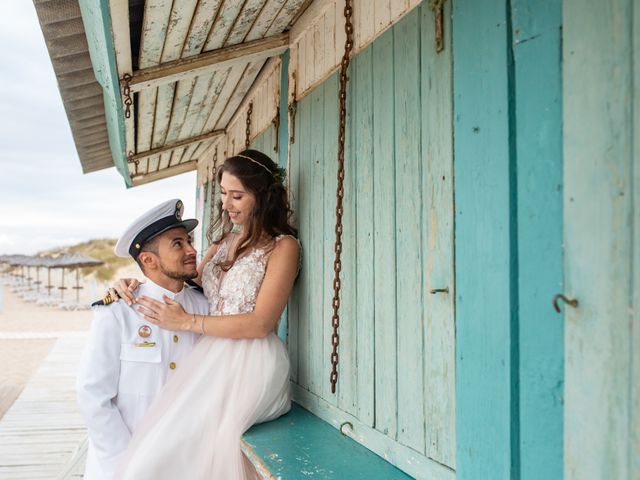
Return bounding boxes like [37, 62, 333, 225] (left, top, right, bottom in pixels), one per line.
[206, 150, 219, 245]
[431, 0, 446, 53]
[121, 74, 133, 119]
[330, 0, 354, 395]
[202, 164, 210, 243]
[245, 102, 253, 148]
[272, 114, 280, 153]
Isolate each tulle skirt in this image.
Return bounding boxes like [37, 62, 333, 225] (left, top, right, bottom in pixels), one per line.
[115, 332, 291, 480]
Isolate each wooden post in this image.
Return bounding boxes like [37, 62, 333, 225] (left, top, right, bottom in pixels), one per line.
[453, 1, 517, 478]
[60, 268, 65, 302]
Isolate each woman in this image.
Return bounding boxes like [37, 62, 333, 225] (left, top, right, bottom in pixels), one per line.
[112, 149, 300, 479]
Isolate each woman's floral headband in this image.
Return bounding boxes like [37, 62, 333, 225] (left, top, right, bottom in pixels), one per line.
[235, 154, 286, 183]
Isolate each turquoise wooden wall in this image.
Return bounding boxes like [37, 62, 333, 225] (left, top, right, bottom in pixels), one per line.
[563, 1, 638, 479]
[194, 2, 637, 479]
[288, 5, 455, 479]
[453, 1, 563, 479]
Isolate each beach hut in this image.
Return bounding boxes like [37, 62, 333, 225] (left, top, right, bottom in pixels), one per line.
[33, 1, 638, 479]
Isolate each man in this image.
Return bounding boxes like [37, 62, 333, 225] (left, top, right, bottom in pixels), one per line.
[76, 199, 209, 480]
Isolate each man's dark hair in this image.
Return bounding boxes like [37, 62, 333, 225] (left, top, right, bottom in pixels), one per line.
[134, 236, 160, 273]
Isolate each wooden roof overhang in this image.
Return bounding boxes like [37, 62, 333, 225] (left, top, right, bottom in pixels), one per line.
[33, 0, 116, 174]
[35, 0, 312, 187]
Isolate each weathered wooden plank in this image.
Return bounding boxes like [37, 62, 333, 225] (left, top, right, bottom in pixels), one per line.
[266, 0, 309, 36]
[297, 28, 308, 100]
[109, 0, 135, 156]
[390, 0, 409, 22]
[633, 5, 640, 478]
[355, 0, 375, 50]
[183, 0, 224, 57]
[288, 91, 301, 383]
[393, 10, 424, 454]
[508, 1, 564, 479]
[189, 69, 231, 136]
[563, 1, 634, 479]
[136, 0, 173, 154]
[312, 18, 324, 92]
[374, 0, 391, 31]
[371, 27, 397, 441]
[136, 89, 157, 152]
[203, 65, 245, 132]
[420, 2, 456, 468]
[289, 0, 334, 44]
[337, 64, 358, 416]
[0, 336, 87, 479]
[246, 0, 288, 42]
[321, 73, 339, 405]
[352, 48, 375, 427]
[292, 385, 455, 480]
[139, 0, 173, 68]
[322, 4, 336, 75]
[150, 0, 200, 169]
[214, 60, 265, 130]
[307, 86, 325, 396]
[204, 0, 246, 51]
[170, 72, 217, 163]
[164, 77, 198, 148]
[163, 0, 199, 60]
[152, 83, 175, 150]
[296, 93, 312, 390]
[225, 0, 266, 47]
[147, 153, 161, 173]
[453, 1, 516, 478]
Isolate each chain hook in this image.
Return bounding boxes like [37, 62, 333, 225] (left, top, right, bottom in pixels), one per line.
[553, 294, 579, 313]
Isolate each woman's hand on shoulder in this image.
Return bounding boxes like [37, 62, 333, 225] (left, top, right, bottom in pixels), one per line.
[106, 278, 142, 306]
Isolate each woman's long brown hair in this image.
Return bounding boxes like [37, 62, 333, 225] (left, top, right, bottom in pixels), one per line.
[210, 149, 297, 270]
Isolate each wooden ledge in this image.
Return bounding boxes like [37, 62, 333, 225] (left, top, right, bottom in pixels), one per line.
[241, 403, 411, 480]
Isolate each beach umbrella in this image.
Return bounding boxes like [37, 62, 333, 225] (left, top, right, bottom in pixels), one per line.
[48, 254, 104, 303]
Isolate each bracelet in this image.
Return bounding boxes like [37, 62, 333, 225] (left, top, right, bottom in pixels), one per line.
[200, 315, 205, 335]
[191, 313, 197, 332]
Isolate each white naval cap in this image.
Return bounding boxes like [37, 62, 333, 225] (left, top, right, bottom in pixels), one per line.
[114, 199, 198, 258]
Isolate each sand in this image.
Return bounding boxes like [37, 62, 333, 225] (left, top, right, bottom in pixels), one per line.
[0, 286, 92, 419]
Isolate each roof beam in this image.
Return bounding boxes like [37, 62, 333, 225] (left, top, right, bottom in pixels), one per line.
[128, 129, 226, 163]
[131, 161, 198, 187]
[129, 33, 289, 92]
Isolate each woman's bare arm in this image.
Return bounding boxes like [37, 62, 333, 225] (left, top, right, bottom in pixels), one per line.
[136, 236, 300, 339]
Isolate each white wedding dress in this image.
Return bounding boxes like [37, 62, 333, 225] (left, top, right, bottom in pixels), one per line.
[116, 236, 292, 479]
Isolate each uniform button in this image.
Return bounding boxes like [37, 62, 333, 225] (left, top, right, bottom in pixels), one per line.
[169, 362, 176, 370]
[173, 335, 179, 343]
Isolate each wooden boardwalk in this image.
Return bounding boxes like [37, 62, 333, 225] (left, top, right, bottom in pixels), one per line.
[0, 335, 88, 479]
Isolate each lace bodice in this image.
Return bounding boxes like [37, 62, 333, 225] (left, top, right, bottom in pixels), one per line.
[201, 235, 292, 316]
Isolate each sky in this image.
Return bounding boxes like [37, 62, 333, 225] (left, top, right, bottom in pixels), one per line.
[0, 2, 196, 255]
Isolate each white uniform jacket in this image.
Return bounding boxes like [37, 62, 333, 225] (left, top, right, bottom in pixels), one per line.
[76, 280, 209, 480]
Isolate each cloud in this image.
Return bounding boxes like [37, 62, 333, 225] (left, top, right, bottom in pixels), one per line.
[0, 1, 197, 256]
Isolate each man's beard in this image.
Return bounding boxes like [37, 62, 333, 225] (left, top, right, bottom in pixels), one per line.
[159, 261, 198, 281]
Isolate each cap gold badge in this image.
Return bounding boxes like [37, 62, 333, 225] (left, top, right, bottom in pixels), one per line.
[138, 325, 152, 338]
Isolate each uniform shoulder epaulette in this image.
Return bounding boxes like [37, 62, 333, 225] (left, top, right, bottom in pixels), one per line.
[90, 293, 119, 307]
